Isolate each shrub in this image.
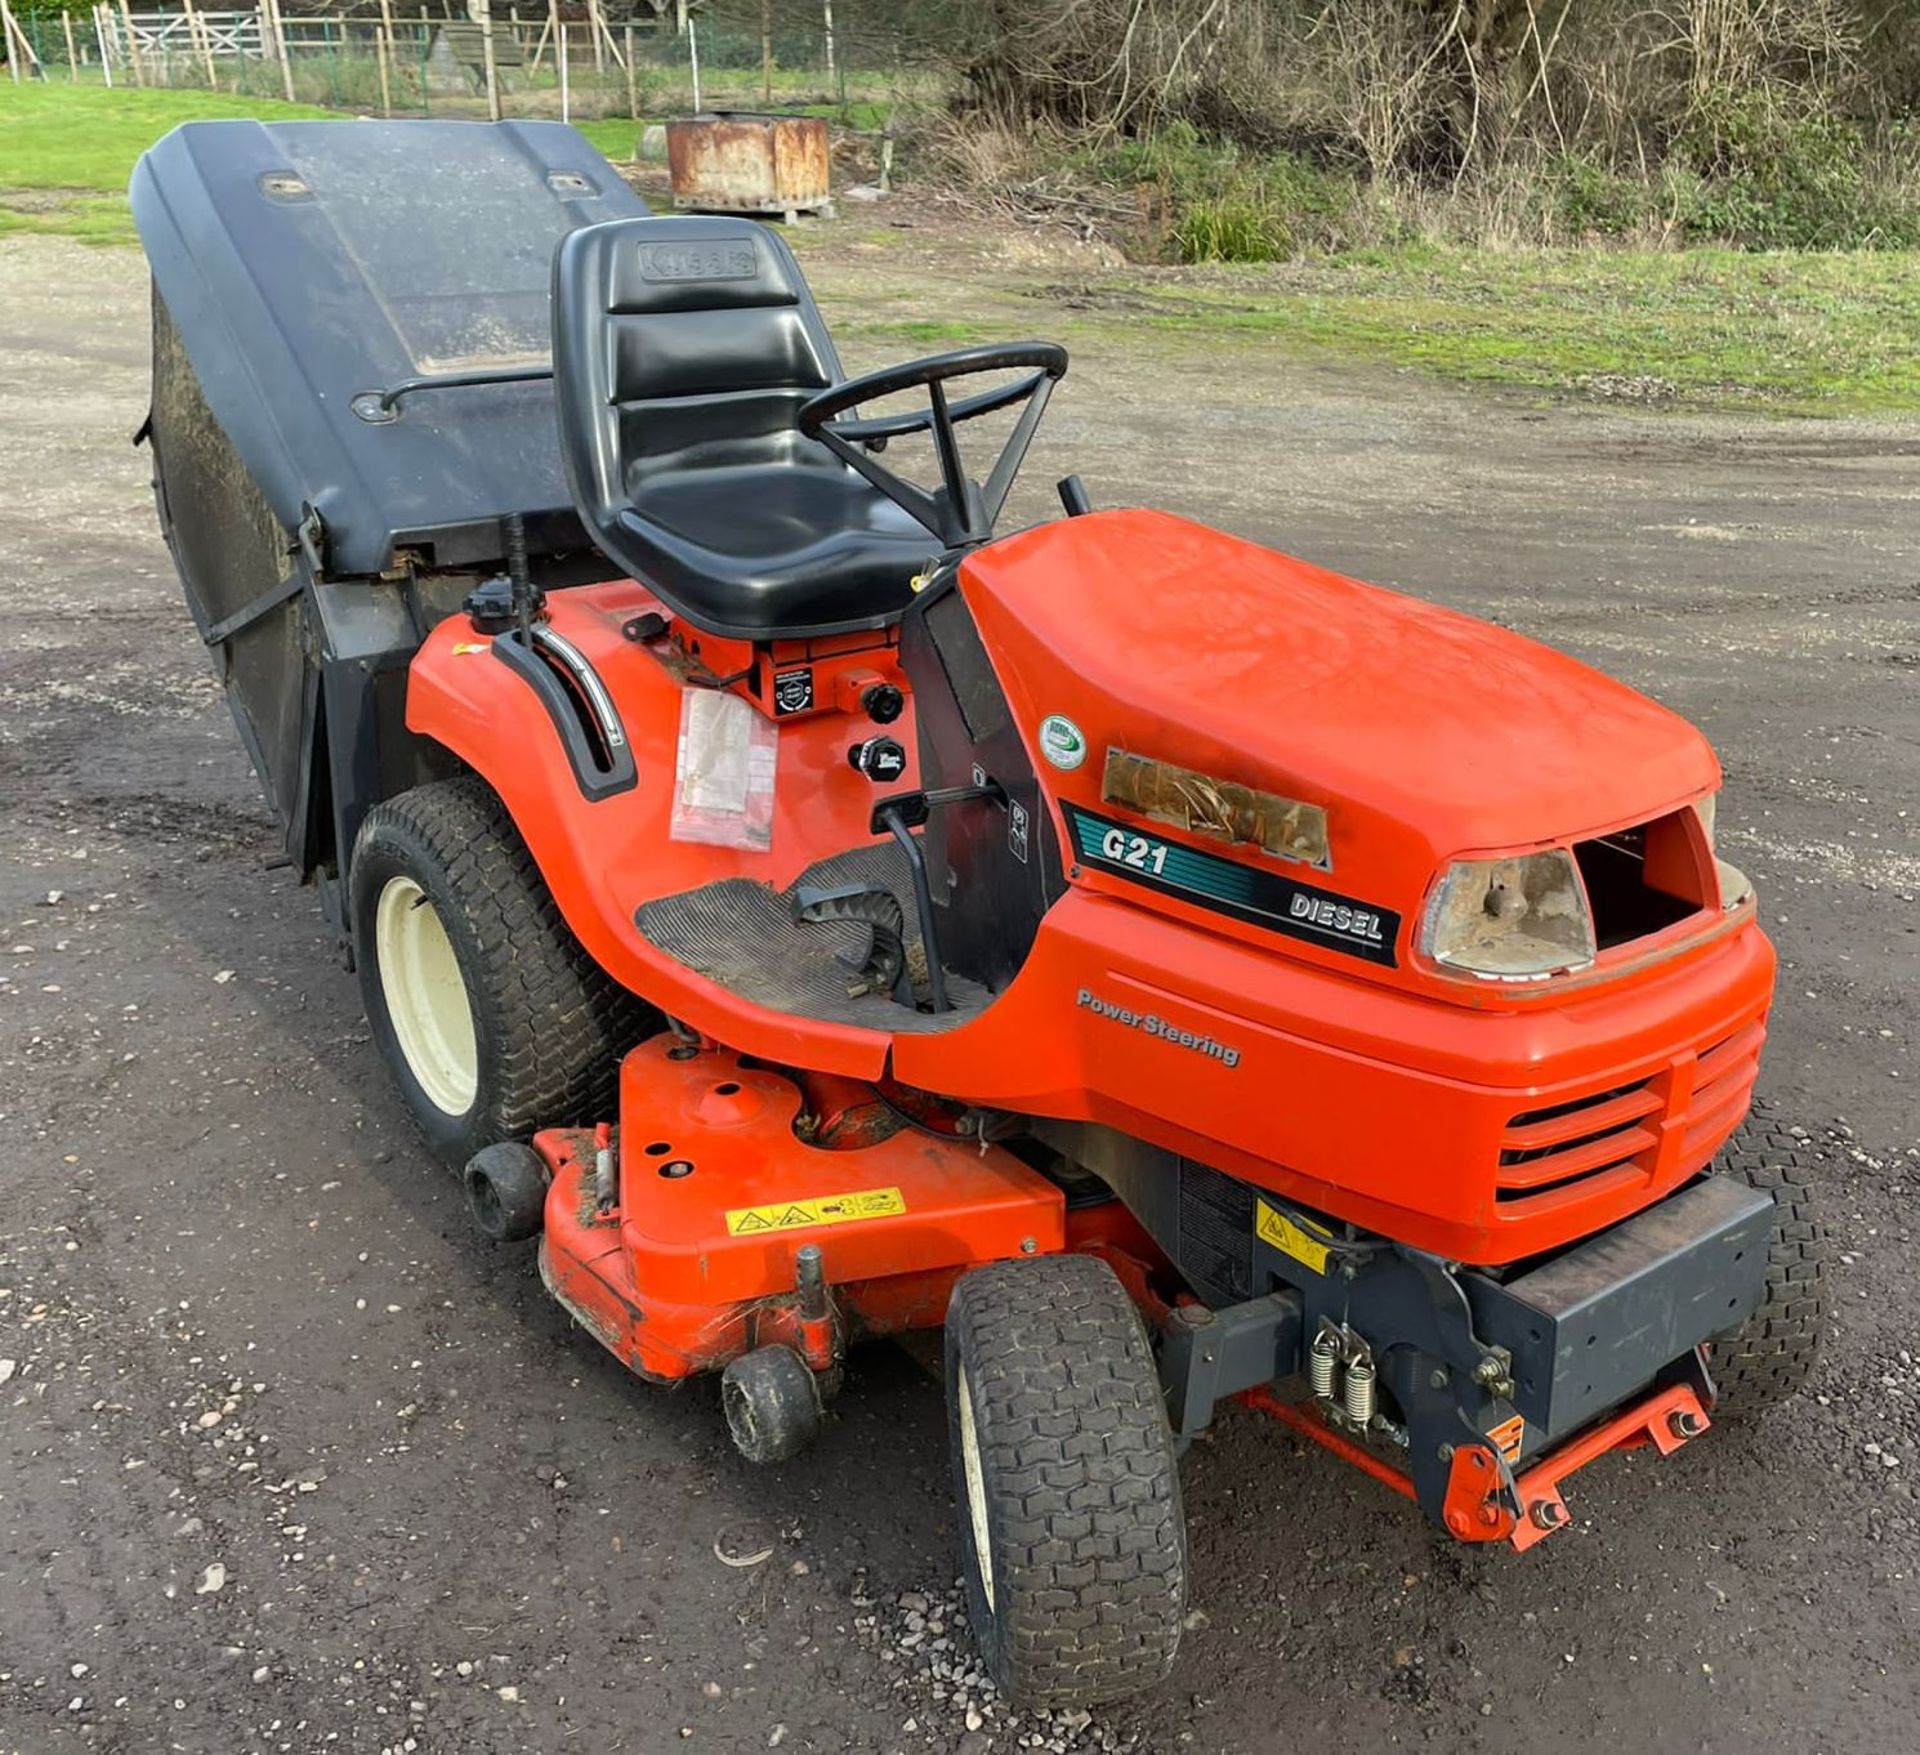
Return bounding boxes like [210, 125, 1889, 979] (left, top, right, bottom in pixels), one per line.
[1676, 94, 1919, 248]
[1556, 156, 1659, 239]
[1081, 126, 1359, 262]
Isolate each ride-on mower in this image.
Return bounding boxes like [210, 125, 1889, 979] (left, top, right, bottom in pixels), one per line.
[135, 120, 1826, 1707]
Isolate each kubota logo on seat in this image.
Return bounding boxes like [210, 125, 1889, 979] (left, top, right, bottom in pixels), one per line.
[1076, 988, 1242, 1068]
[638, 242, 758, 282]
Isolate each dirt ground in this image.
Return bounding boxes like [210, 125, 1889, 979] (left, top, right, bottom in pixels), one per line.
[1, 215, 1916, 1755]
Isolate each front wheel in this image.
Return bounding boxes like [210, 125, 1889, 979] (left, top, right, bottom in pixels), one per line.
[1709, 1106, 1828, 1415]
[349, 777, 651, 1167]
[944, 1254, 1187, 1709]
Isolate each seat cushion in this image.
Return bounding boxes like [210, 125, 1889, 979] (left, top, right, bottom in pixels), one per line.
[613, 464, 939, 639]
[555, 216, 939, 641]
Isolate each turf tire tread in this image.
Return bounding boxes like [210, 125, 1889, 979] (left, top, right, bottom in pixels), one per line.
[945, 1254, 1186, 1708]
[1710, 1105, 1827, 1413]
[352, 776, 652, 1161]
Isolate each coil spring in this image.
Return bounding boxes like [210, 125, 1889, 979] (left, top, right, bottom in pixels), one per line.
[1343, 1355, 1377, 1428]
[1309, 1328, 1342, 1401]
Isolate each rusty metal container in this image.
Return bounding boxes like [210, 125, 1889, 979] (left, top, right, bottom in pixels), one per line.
[665, 113, 834, 222]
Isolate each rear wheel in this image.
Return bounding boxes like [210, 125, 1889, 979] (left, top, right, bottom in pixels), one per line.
[944, 1254, 1187, 1709]
[349, 777, 651, 1167]
[1709, 1107, 1827, 1415]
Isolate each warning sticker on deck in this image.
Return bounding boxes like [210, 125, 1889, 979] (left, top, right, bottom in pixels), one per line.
[725, 1186, 907, 1236]
[1255, 1199, 1332, 1275]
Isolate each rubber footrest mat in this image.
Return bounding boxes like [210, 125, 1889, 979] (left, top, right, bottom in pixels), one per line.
[635, 843, 991, 1033]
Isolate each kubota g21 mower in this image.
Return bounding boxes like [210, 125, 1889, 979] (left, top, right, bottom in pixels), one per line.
[135, 120, 1826, 1708]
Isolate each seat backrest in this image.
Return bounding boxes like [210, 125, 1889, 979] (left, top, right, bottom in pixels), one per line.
[552, 215, 843, 528]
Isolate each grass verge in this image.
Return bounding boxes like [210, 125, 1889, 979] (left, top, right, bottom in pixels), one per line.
[5, 85, 1915, 413]
[1075, 245, 1920, 415]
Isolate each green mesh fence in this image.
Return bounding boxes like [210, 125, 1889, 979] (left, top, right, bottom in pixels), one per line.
[6, 7, 924, 130]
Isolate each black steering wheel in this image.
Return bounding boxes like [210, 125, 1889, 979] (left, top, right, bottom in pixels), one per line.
[798, 341, 1068, 548]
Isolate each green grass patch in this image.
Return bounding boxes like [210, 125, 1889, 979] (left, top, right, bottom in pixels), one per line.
[1079, 123, 1361, 263]
[0, 83, 335, 242]
[0, 83, 334, 192]
[0, 192, 140, 245]
[1085, 245, 1920, 413]
[575, 117, 647, 161]
[793, 101, 891, 132]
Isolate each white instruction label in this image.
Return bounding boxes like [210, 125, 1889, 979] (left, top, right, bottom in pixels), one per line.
[671, 689, 777, 850]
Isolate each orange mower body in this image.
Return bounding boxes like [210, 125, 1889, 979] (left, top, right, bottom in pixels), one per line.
[134, 130, 1821, 1710]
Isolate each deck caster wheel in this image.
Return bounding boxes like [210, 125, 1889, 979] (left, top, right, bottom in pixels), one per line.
[722, 1345, 824, 1464]
[945, 1253, 1187, 1709]
[463, 1141, 550, 1243]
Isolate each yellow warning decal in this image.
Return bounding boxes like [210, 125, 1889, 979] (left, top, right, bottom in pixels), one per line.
[1487, 1412, 1526, 1463]
[725, 1186, 906, 1236]
[1255, 1200, 1331, 1275]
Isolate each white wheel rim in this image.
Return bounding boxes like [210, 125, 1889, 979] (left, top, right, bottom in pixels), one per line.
[373, 874, 478, 1116]
[956, 1361, 995, 1613]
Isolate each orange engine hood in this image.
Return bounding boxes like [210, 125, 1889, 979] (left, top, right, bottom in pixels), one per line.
[958, 508, 1718, 873]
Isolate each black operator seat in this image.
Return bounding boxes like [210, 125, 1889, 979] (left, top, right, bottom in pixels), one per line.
[551, 215, 939, 642]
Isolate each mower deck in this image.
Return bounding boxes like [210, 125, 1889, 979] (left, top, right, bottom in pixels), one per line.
[536, 1037, 1065, 1382]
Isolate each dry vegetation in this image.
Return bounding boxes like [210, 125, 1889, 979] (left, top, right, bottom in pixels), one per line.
[911, 0, 1920, 257]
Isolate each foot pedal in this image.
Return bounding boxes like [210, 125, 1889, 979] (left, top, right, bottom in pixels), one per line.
[792, 883, 911, 1003]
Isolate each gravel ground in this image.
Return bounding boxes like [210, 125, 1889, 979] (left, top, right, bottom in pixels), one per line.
[1, 218, 1916, 1755]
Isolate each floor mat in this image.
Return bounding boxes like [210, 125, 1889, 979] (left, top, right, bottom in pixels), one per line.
[635, 843, 992, 1033]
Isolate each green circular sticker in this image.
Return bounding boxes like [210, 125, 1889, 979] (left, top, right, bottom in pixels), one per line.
[1038, 714, 1087, 771]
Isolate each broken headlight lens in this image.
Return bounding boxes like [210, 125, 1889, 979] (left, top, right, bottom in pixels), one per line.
[1421, 851, 1597, 980]
[1694, 793, 1754, 910]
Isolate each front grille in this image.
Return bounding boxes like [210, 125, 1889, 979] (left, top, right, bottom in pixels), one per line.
[1495, 1018, 1766, 1215]
[1684, 1022, 1765, 1155]
[1497, 1080, 1662, 1206]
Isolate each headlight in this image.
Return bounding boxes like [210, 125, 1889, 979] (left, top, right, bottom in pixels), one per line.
[1421, 851, 1596, 980]
[1694, 794, 1754, 909]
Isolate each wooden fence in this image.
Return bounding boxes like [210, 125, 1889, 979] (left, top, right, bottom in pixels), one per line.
[110, 9, 267, 59]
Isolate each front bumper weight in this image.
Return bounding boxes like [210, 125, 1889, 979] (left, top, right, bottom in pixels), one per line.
[1465, 1173, 1773, 1442]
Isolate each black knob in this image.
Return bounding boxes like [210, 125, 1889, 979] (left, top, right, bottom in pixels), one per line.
[848, 736, 908, 783]
[464, 575, 516, 635]
[861, 682, 905, 724]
